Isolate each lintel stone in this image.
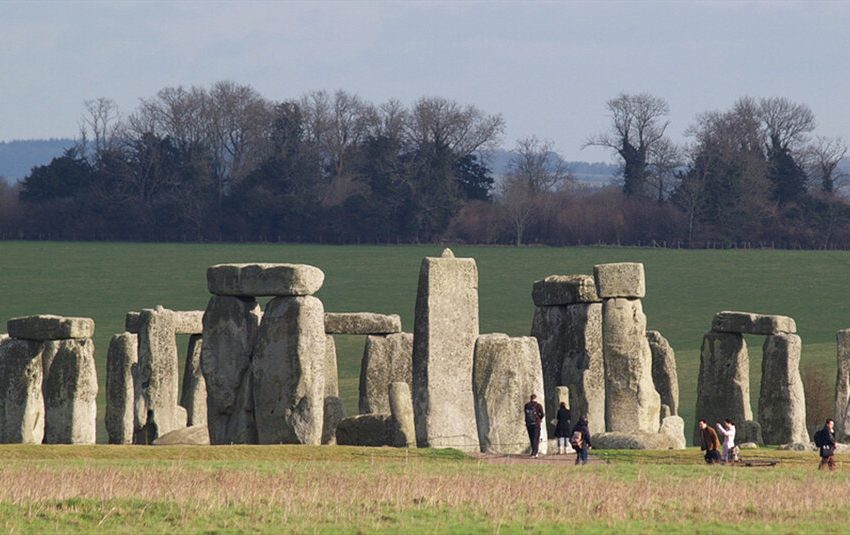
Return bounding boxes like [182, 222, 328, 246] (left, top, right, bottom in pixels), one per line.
[531, 275, 600, 306]
[325, 312, 402, 335]
[207, 263, 324, 296]
[593, 263, 646, 299]
[711, 311, 796, 335]
[7, 315, 94, 340]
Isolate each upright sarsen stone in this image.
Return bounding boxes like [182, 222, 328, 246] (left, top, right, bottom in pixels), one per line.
[201, 296, 262, 444]
[322, 335, 345, 445]
[759, 333, 808, 445]
[412, 248, 480, 452]
[106, 333, 138, 444]
[359, 333, 414, 414]
[0, 336, 44, 444]
[43, 338, 97, 444]
[180, 334, 207, 427]
[137, 308, 186, 439]
[388, 382, 416, 448]
[647, 330, 679, 416]
[837, 330, 850, 441]
[694, 332, 752, 443]
[252, 295, 326, 445]
[603, 298, 660, 433]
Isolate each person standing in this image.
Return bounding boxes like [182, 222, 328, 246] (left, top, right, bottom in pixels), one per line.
[554, 402, 572, 454]
[715, 419, 737, 463]
[699, 419, 721, 464]
[524, 394, 545, 458]
[814, 418, 837, 471]
[570, 415, 592, 465]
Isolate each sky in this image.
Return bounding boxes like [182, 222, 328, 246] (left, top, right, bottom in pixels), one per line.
[1, 0, 850, 162]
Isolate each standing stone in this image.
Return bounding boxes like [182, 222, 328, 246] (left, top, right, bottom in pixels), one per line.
[359, 333, 414, 414]
[137, 308, 186, 440]
[603, 298, 660, 433]
[836, 330, 850, 441]
[201, 296, 262, 445]
[106, 333, 138, 444]
[180, 334, 207, 427]
[759, 334, 809, 445]
[252, 295, 326, 445]
[322, 335, 345, 445]
[0, 336, 44, 444]
[647, 330, 679, 416]
[694, 332, 753, 443]
[388, 382, 416, 447]
[43, 338, 97, 444]
[412, 248, 480, 452]
[659, 415, 687, 450]
[531, 303, 604, 435]
[472, 334, 545, 454]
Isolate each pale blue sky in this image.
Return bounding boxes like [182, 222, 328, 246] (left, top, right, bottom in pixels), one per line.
[1, 0, 849, 161]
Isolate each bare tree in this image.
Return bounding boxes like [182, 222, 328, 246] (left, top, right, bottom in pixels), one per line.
[645, 137, 682, 202]
[405, 97, 504, 157]
[79, 97, 122, 156]
[585, 93, 671, 197]
[757, 96, 816, 152]
[805, 136, 848, 194]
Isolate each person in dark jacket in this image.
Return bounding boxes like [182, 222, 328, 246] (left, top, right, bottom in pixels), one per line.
[570, 415, 591, 465]
[554, 402, 572, 454]
[815, 418, 837, 471]
[524, 394, 545, 458]
[699, 419, 721, 464]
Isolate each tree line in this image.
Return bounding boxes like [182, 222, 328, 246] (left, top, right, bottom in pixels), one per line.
[1, 83, 849, 248]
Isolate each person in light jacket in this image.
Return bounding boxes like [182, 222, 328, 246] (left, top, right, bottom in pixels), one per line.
[715, 419, 737, 463]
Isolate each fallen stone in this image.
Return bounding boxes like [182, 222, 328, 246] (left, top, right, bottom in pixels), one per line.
[388, 382, 416, 448]
[593, 263, 645, 299]
[253, 295, 326, 445]
[473, 334, 546, 454]
[603, 298, 660, 433]
[412, 249, 480, 452]
[531, 303, 604, 436]
[738, 420, 764, 446]
[335, 414, 393, 447]
[592, 431, 682, 450]
[125, 311, 141, 333]
[658, 415, 686, 449]
[531, 275, 600, 306]
[694, 332, 753, 444]
[324, 313, 402, 335]
[836, 443, 850, 454]
[738, 442, 759, 449]
[0, 336, 44, 444]
[778, 442, 814, 452]
[359, 333, 413, 414]
[173, 311, 204, 335]
[180, 334, 207, 427]
[106, 333, 138, 444]
[647, 330, 679, 416]
[207, 263, 325, 297]
[711, 311, 796, 335]
[7, 315, 95, 340]
[42, 338, 97, 444]
[137, 308, 186, 440]
[836, 330, 850, 441]
[759, 333, 809, 445]
[152, 424, 210, 446]
[322, 335, 344, 445]
[201, 296, 262, 445]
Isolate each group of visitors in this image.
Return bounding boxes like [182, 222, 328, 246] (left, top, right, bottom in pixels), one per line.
[523, 394, 591, 465]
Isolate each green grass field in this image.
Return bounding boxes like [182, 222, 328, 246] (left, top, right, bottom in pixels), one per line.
[1, 241, 849, 442]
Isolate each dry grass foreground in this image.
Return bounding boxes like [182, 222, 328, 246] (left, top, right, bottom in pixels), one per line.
[0, 445, 846, 533]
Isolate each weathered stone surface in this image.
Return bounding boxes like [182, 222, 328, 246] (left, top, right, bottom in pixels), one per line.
[0, 336, 44, 444]
[836, 330, 850, 441]
[412, 249, 480, 452]
[325, 313, 402, 335]
[207, 263, 324, 297]
[779, 442, 814, 452]
[137, 308, 186, 440]
[738, 442, 758, 449]
[473, 334, 546, 454]
[738, 420, 764, 446]
[335, 414, 393, 447]
[711, 311, 796, 335]
[106, 333, 138, 444]
[152, 424, 210, 445]
[201, 296, 262, 444]
[7, 315, 94, 340]
[388, 382, 416, 447]
[593, 431, 682, 450]
[253, 296, 326, 445]
[556, 386, 570, 408]
[174, 311, 204, 335]
[647, 330, 679, 416]
[359, 333, 414, 414]
[43, 338, 97, 444]
[322, 335, 344, 445]
[125, 311, 141, 333]
[531, 275, 600, 306]
[694, 332, 753, 444]
[759, 334, 809, 445]
[531, 303, 604, 436]
[180, 334, 207, 427]
[659, 415, 687, 449]
[660, 404, 671, 419]
[593, 263, 645, 299]
[603, 298, 660, 433]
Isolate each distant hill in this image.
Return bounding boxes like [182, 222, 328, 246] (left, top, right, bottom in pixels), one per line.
[481, 148, 619, 187]
[0, 139, 75, 183]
